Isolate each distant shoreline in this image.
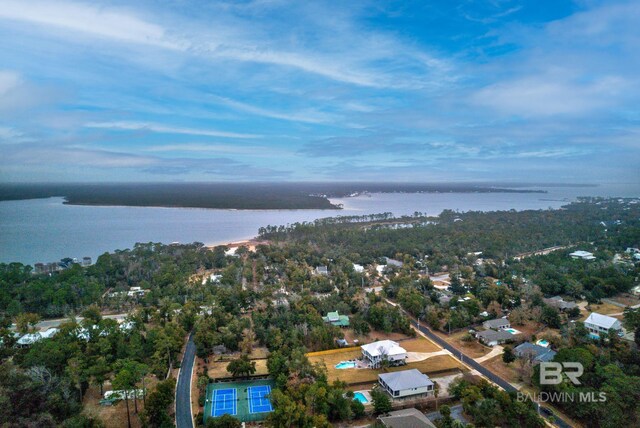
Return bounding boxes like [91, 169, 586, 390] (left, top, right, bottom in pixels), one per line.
[0, 182, 550, 210]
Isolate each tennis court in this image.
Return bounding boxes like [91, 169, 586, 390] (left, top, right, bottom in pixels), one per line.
[204, 378, 275, 423]
[248, 385, 273, 413]
[211, 388, 237, 417]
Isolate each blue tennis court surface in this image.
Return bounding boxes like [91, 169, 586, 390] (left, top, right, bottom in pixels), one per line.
[248, 385, 273, 414]
[212, 388, 237, 417]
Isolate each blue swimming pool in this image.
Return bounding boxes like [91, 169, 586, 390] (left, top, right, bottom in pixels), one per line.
[353, 392, 368, 404]
[335, 361, 356, 369]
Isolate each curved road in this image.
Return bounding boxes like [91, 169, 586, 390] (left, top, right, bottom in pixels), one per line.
[176, 333, 196, 428]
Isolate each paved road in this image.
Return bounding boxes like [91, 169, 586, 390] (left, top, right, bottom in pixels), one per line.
[406, 313, 572, 428]
[176, 333, 196, 428]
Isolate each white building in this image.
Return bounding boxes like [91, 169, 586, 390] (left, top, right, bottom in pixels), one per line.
[361, 340, 408, 368]
[378, 369, 434, 399]
[569, 250, 596, 260]
[353, 264, 365, 273]
[584, 312, 622, 337]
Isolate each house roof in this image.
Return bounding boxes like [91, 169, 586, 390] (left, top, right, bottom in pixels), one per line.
[378, 369, 433, 391]
[323, 311, 350, 326]
[484, 318, 510, 328]
[384, 257, 404, 267]
[362, 340, 407, 357]
[477, 329, 514, 341]
[379, 408, 436, 428]
[326, 311, 339, 321]
[16, 333, 43, 345]
[514, 342, 557, 362]
[585, 312, 620, 329]
[544, 297, 578, 310]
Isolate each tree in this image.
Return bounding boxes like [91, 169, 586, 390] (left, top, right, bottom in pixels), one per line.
[142, 378, 176, 428]
[350, 399, 365, 419]
[206, 414, 241, 428]
[541, 306, 561, 328]
[88, 357, 110, 396]
[15, 312, 41, 334]
[502, 346, 516, 364]
[113, 367, 137, 428]
[370, 388, 392, 415]
[226, 354, 256, 378]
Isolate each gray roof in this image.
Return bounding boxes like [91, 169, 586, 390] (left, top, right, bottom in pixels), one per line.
[544, 296, 578, 310]
[484, 318, 510, 329]
[378, 369, 433, 391]
[477, 329, 514, 342]
[384, 257, 404, 267]
[514, 342, 557, 362]
[379, 408, 436, 428]
[585, 312, 620, 329]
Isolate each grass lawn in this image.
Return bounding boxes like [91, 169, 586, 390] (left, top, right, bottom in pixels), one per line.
[481, 355, 522, 385]
[83, 376, 158, 428]
[443, 331, 491, 358]
[308, 345, 465, 385]
[579, 302, 623, 320]
[206, 357, 269, 379]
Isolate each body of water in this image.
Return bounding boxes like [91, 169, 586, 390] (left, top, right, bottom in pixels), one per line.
[1, 184, 638, 265]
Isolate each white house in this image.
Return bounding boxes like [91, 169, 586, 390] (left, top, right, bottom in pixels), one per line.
[584, 312, 622, 337]
[315, 265, 329, 275]
[353, 264, 365, 273]
[361, 340, 408, 368]
[569, 251, 596, 260]
[378, 369, 434, 399]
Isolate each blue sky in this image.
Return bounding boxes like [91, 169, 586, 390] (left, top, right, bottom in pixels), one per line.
[0, 0, 638, 183]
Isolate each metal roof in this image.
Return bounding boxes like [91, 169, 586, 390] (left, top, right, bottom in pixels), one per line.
[585, 312, 620, 329]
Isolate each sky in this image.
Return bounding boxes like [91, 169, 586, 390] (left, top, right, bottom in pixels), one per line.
[0, 0, 639, 184]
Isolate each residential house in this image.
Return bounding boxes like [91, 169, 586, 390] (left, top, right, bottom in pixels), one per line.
[584, 312, 622, 337]
[476, 329, 514, 347]
[378, 369, 434, 399]
[483, 318, 510, 330]
[514, 342, 557, 364]
[569, 251, 596, 260]
[353, 263, 365, 273]
[543, 296, 578, 311]
[15, 328, 58, 348]
[361, 340, 408, 368]
[82, 256, 92, 266]
[322, 311, 350, 327]
[378, 408, 436, 428]
[315, 265, 329, 275]
[384, 257, 404, 268]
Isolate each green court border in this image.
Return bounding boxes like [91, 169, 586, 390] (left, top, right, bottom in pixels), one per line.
[204, 378, 275, 424]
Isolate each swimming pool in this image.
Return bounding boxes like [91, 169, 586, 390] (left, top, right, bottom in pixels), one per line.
[504, 328, 521, 335]
[353, 392, 369, 404]
[536, 339, 550, 347]
[335, 361, 356, 369]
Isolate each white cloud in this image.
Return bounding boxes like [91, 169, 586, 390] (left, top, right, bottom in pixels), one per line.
[471, 75, 627, 117]
[211, 96, 336, 124]
[85, 121, 260, 139]
[0, 70, 21, 96]
[0, 0, 184, 49]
